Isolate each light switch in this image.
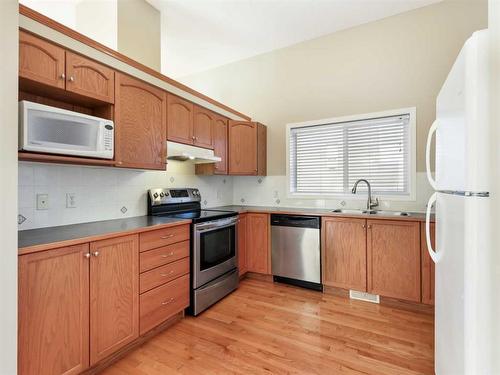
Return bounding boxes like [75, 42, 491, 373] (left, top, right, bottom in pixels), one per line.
[36, 194, 49, 210]
[66, 193, 77, 208]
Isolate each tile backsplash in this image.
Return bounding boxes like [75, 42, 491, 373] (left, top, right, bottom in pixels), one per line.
[18, 161, 233, 230]
[231, 172, 433, 212]
[18, 162, 432, 230]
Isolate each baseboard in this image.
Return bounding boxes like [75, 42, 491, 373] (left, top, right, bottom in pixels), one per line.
[82, 311, 184, 375]
[245, 272, 273, 282]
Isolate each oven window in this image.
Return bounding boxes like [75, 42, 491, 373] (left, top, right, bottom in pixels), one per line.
[200, 225, 235, 271]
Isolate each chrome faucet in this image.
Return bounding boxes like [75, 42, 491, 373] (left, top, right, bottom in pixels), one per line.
[352, 179, 379, 211]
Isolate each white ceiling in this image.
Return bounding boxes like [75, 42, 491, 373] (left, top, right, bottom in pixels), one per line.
[150, 0, 442, 78]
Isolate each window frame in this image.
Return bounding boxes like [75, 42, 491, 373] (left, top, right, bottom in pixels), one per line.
[286, 107, 417, 201]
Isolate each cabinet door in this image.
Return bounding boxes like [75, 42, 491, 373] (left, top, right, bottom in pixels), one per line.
[167, 94, 194, 145]
[246, 213, 270, 274]
[19, 244, 90, 375]
[65, 51, 115, 103]
[19, 31, 65, 89]
[367, 220, 421, 302]
[89, 234, 139, 365]
[322, 217, 367, 291]
[238, 214, 248, 276]
[115, 73, 166, 170]
[193, 105, 214, 149]
[212, 115, 228, 174]
[228, 121, 257, 175]
[421, 222, 436, 305]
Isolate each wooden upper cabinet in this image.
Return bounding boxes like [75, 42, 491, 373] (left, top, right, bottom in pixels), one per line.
[18, 244, 90, 375]
[19, 31, 65, 89]
[167, 94, 194, 145]
[367, 220, 421, 302]
[195, 113, 228, 175]
[421, 222, 436, 305]
[115, 73, 166, 170]
[228, 121, 266, 176]
[65, 51, 114, 103]
[238, 214, 248, 276]
[212, 115, 228, 174]
[89, 234, 139, 365]
[193, 105, 214, 149]
[246, 213, 270, 274]
[229, 121, 257, 175]
[322, 217, 367, 291]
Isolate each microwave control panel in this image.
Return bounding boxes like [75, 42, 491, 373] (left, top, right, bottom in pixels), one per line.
[103, 123, 114, 151]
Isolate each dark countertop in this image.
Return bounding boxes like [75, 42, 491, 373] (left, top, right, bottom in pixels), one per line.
[19, 216, 191, 254]
[212, 205, 432, 222]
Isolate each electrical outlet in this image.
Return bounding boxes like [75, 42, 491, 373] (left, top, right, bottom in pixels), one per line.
[36, 194, 49, 210]
[66, 193, 77, 208]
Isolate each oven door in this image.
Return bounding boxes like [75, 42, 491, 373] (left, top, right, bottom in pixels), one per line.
[193, 216, 238, 289]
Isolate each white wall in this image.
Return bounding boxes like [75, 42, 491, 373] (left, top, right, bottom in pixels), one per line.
[76, 0, 118, 50]
[18, 162, 233, 230]
[20, 0, 119, 50]
[179, 0, 487, 212]
[0, 0, 18, 373]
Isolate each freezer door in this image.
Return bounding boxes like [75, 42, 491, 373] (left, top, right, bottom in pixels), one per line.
[434, 30, 490, 192]
[435, 192, 465, 375]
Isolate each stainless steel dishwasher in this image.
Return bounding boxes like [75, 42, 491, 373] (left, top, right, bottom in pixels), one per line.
[271, 214, 322, 291]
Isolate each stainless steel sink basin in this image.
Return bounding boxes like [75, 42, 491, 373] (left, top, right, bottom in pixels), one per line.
[332, 209, 411, 216]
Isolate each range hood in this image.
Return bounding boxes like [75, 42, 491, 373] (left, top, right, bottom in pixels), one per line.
[166, 141, 221, 164]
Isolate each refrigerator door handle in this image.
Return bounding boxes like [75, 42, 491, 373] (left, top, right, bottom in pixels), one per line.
[426, 192, 441, 263]
[426, 120, 438, 190]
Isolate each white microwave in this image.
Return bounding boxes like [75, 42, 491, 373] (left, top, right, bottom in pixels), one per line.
[19, 100, 114, 159]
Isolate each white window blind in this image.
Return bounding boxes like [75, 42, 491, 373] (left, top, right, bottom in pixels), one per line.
[289, 113, 411, 196]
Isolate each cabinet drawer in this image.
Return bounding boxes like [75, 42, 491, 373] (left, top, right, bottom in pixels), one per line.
[139, 224, 190, 252]
[140, 257, 190, 294]
[140, 274, 189, 335]
[140, 240, 190, 272]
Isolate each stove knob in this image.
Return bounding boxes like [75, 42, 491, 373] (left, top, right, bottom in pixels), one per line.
[160, 192, 165, 198]
[153, 193, 159, 199]
[164, 192, 170, 196]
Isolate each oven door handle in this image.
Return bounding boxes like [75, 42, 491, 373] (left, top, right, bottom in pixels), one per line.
[195, 218, 238, 232]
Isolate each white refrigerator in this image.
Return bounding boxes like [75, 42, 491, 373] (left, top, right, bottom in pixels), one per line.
[425, 29, 499, 374]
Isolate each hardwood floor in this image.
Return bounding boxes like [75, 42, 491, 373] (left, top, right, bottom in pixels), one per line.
[102, 278, 434, 375]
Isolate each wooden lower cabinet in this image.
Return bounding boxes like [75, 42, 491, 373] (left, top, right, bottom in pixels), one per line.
[238, 214, 248, 275]
[18, 244, 90, 375]
[421, 222, 436, 305]
[89, 235, 139, 364]
[367, 220, 421, 302]
[246, 213, 270, 274]
[322, 217, 367, 291]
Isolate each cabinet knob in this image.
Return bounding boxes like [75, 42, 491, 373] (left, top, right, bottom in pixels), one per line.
[367, 225, 372, 229]
[84, 253, 91, 259]
[69, 76, 74, 82]
[362, 224, 366, 229]
[92, 251, 99, 257]
[60, 73, 66, 80]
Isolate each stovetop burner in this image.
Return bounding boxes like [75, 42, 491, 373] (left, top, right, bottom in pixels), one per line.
[147, 188, 237, 223]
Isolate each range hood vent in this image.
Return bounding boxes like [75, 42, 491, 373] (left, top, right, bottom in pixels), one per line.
[166, 141, 221, 164]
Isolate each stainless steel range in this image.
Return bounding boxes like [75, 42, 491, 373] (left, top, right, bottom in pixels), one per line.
[148, 188, 239, 315]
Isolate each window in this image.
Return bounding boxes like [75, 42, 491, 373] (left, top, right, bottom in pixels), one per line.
[287, 108, 415, 199]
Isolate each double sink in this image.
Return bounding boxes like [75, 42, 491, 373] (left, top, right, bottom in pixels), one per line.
[331, 209, 411, 217]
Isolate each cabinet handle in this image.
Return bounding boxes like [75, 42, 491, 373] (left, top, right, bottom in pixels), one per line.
[84, 253, 91, 259]
[116, 161, 123, 165]
[160, 270, 175, 277]
[367, 225, 372, 229]
[69, 76, 75, 82]
[161, 252, 175, 258]
[161, 298, 175, 306]
[362, 224, 366, 229]
[60, 73, 66, 80]
[160, 234, 174, 239]
[92, 251, 99, 257]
